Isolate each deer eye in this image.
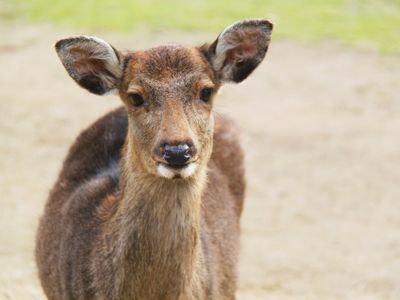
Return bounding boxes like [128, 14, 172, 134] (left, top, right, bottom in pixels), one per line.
[127, 93, 144, 107]
[199, 87, 213, 103]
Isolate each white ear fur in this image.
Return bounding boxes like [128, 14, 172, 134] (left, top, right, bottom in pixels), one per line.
[55, 36, 122, 95]
[213, 21, 242, 72]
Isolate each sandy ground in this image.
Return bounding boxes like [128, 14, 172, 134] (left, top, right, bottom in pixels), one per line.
[1, 22, 400, 300]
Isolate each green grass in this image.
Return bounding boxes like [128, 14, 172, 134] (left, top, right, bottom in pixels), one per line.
[4, 0, 400, 53]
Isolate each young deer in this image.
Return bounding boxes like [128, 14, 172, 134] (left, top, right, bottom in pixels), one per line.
[36, 19, 272, 299]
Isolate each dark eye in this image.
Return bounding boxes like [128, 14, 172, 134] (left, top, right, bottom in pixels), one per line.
[199, 88, 213, 103]
[128, 93, 144, 107]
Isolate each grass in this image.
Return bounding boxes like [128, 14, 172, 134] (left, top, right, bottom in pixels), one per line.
[4, 0, 400, 53]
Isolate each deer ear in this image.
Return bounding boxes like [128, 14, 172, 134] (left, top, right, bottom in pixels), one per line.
[55, 36, 123, 95]
[206, 19, 273, 83]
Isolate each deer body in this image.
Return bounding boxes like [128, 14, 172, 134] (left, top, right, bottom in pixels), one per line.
[36, 20, 272, 299]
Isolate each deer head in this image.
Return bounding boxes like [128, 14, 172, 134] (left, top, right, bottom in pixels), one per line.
[55, 19, 273, 180]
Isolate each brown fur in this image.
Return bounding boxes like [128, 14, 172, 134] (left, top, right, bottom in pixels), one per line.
[36, 19, 272, 300]
[36, 107, 244, 299]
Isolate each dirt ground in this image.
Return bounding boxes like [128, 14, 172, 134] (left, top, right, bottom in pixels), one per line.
[1, 23, 400, 300]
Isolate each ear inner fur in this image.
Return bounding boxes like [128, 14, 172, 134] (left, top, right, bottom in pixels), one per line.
[55, 36, 123, 95]
[208, 19, 273, 82]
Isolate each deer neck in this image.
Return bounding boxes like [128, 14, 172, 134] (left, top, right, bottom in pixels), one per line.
[108, 142, 208, 298]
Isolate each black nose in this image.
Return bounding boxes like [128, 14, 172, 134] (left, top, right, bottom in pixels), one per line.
[163, 143, 191, 167]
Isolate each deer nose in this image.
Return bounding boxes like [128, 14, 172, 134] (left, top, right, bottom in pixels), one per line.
[163, 143, 192, 167]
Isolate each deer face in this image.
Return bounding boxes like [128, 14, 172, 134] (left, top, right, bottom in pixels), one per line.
[119, 46, 218, 179]
[55, 19, 272, 179]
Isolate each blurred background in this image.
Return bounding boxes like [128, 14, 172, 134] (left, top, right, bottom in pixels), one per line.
[0, 0, 399, 299]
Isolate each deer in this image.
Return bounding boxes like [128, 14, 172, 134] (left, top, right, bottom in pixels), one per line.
[35, 19, 273, 300]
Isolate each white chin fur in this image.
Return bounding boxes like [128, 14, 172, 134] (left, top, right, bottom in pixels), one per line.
[157, 164, 175, 179]
[157, 163, 197, 179]
[180, 163, 197, 178]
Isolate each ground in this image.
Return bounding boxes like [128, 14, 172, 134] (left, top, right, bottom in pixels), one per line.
[0, 23, 400, 300]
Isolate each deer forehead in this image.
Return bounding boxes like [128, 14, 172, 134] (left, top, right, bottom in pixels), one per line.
[124, 45, 216, 86]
